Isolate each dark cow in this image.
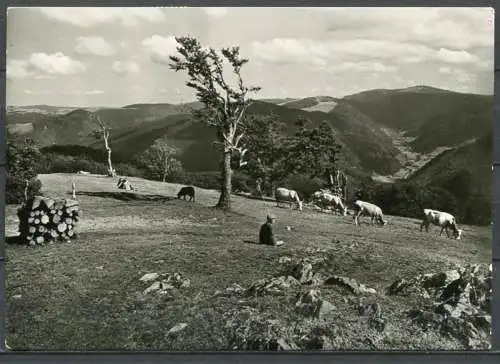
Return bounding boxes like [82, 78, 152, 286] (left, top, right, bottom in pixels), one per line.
[177, 186, 195, 202]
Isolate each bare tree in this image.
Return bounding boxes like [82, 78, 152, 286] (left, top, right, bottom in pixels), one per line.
[169, 36, 260, 210]
[139, 139, 182, 182]
[90, 113, 116, 177]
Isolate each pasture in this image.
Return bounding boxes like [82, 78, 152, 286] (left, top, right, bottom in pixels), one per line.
[4, 173, 492, 350]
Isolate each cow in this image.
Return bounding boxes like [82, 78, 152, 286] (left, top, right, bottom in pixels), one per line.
[275, 187, 303, 211]
[353, 200, 387, 226]
[420, 209, 462, 240]
[77, 170, 90, 175]
[311, 190, 347, 216]
[117, 177, 135, 191]
[177, 186, 195, 202]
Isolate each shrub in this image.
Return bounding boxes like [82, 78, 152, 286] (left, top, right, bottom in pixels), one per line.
[6, 135, 43, 204]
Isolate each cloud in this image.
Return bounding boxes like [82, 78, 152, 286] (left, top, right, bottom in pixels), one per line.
[38, 7, 166, 28]
[7, 52, 87, 79]
[323, 7, 493, 50]
[74, 36, 116, 56]
[331, 61, 398, 74]
[202, 7, 229, 18]
[142, 35, 179, 64]
[251, 38, 487, 69]
[85, 89, 105, 95]
[438, 66, 475, 83]
[435, 48, 479, 64]
[7, 60, 34, 80]
[29, 52, 87, 75]
[112, 61, 141, 74]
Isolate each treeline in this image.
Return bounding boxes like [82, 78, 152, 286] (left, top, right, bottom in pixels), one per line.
[6, 116, 491, 226]
[354, 177, 491, 226]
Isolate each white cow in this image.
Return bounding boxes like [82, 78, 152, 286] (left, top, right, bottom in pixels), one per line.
[275, 187, 303, 211]
[353, 200, 387, 226]
[420, 209, 462, 240]
[311, 190, 347, 216]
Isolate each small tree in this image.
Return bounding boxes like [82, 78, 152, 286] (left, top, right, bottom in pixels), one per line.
[89, 113, 116, 177]
[139, 139, 183, 182]
[285, 119, 343, 187]
[169, 36, 261, 210]
[240, 113, 288, 196]
[6, 133, 43, 204]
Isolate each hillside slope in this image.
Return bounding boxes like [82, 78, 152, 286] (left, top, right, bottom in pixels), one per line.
[4, 173, 492, 350]
[408, 132, 492, 223]
[341, 86, 493, 152]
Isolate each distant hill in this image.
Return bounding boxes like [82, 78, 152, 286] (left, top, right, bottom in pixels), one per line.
[341, 86, 493, 150]
[6, 86, 493, 191]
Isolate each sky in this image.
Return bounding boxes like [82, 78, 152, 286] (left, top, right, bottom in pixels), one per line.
[6, 6, 495, 107]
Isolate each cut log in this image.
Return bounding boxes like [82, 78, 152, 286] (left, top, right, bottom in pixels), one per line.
[51, 230, 58, 238]
[67, 230, 74, 238]
[36, 236, 44, 245]
[31, 196, 44, 210]
[38, 226, 46, 233]
[30, 212, 36, 217]
[57, 211, 63, 216]
[28, 217, 34, 224]
[34, 210, 41, 216]
[50, 210, 56, 215]
[42, 198, 55, 210]
[65, 199, 79, 208]
[57, 222, 67, 233]
[34, 219, 40, 225]
[64, 218, 73, 225]
[29, 226, 36, 234]
[41, 215, 50, 225]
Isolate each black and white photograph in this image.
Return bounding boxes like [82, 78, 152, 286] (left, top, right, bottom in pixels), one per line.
[3, 6, 494, 351]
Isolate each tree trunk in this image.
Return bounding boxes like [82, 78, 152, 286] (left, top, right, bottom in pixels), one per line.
[103, 134, 116, 177]
[216, 151, 232, 210]
[162, 171, 167, 182]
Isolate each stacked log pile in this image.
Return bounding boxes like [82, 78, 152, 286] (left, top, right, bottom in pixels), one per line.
[17, 196, 80, 246]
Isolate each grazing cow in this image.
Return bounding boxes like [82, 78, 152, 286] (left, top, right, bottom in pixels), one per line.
[117, 177, 135, 191]
[275, 187, 303, 211]
[353, 200, 387, 226]
[177, 186, 195, 202]
[311, 190, 347, 216]
[420, 209, 462, 240]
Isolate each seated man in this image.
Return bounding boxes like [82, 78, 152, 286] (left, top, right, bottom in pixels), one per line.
[259, 214, 284, 246]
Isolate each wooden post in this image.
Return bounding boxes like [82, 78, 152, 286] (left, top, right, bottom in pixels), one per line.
[24, 179, 29, 204]
[72, 178, 76, 199]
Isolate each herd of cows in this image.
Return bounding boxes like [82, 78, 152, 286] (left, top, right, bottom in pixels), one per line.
[104, 172, 463, 241]
[274, 187, 463, 240]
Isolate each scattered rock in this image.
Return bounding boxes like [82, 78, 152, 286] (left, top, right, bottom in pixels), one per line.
[139, 273, 160, 282]
[247, 276, 300, 296]
[167, 323, 188, 336]
[141, 272, 191, 295]
[143, 281, 162, 295]
[295, 289, 336, 319]
[277, 338, 299, 350]
[401, 263, 492, 349]
[324, 276, 376, 295]
[289, 262, 314, 284]
[278, 256, 292, 264]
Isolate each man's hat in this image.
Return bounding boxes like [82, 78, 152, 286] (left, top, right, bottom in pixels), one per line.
[267, 213, 277, 221]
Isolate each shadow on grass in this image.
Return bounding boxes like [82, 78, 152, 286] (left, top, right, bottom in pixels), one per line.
[76, 191, 174, 202]
[5, 235, 22, 245]
[234, 193, 275, 203]
[243, 240, 261, 245]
